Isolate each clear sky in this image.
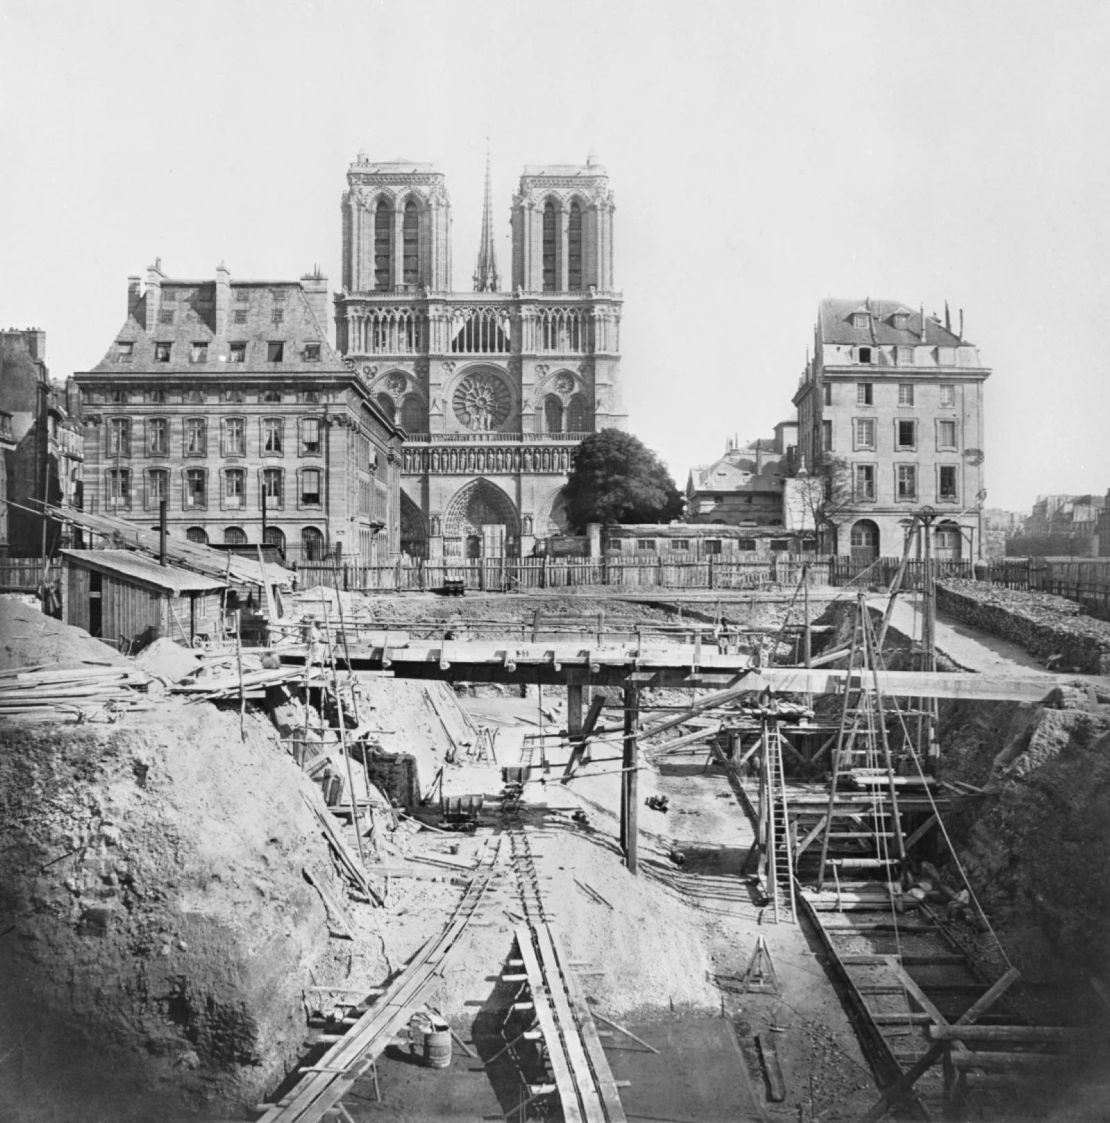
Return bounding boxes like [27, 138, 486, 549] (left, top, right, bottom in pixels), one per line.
[2, 0, 1108, 512]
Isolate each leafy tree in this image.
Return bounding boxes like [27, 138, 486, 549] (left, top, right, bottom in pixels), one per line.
[564, 429, 683, 532]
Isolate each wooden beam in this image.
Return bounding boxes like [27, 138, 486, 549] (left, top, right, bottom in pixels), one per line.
[927, 1025, 1084, 1044]
[948, 1051, 1067, 1073]
[621, 686, 640, 875]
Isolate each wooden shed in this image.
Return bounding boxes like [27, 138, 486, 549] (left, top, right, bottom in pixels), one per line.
[60, 549, 227, 649]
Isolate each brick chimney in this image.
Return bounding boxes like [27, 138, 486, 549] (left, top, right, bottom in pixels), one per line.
[300, 272, 329, 342]
[144, 260, 165, 333]
[127, 275, 143, 321]
[215, 262, 231, 337]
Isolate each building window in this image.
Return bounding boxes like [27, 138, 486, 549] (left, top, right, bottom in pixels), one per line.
[186, 526, 208, 545]
[184, 418, 207, 455]
[107, 468, 131, 509]
[223, 417, 246, 457]
[108, 417, 131, 457]
[857, 382, 873, 405]
[938, 464, 958, 501]
[704, 539, 722, 556]
[823, 382, 832, 405]
[854, 418, 876, 450]
[224, 527, 248, 546]
[117, 341, 134, 363]
[147, 418, 168, 456]
[271, 288, 286, 304]
[186, 388, 205, 404]
[262, 467, 284, 509]
[225, 388, 244, 404]
[146, 468, 168, 507]
[110, 389, 129, 404]
[263, 526, 286, 556]
[737, 538, 757, 551]
[567, 202, 582, 290]
[896, 464, 917, 501]
[267, 342, 284, 362]
[636, 539, 655, 551]
[670, 539, 690, 551]
[858, 346, 873, 364]
[190, 342, 209, 364]
[939, 383, 955, 407]
[229, 342, 246, 363]
[770, 539, 789, 552]
[155, 342, 172, 363]
[374, 199, 392, 289]
[263, 389, 282, 403]
[300, 417, 321, 455]
[301, 526, 325, 561]
[897, 346, 914, 365]
[271, 310, 284, 325]
[400, 395, 423, 433]
[854, 464, 876, 501]
[542, 202, 557, 292]
[233, 310, 248, 325]
[184, 468, 207, 509]
[403, 199, 419, 285]
[303, 390, 320, 403]
[853, 312, 869, 329]
[304, 343, 321, 362]
[821, 419, 833, 452]
[224, 468, 245, 510]
[262, 418, 283, 454]
[898, 383, 914, 406]
[301, 468, 322, 506]
[896, 419, 917, 450]
[159, 309, 174, 325]
[148, 388, 166, 404]
[937, 419, 958, 449]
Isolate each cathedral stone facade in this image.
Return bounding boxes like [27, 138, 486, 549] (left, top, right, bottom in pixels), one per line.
[334, 153, 625, 559]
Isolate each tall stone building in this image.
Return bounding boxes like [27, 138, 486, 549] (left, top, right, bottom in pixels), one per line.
[75, 265, 403, 565]
[335, 152, 626, 558]
[793, 299, 990, 560]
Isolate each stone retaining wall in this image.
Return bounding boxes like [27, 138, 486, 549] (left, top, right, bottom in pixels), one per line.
[937, 579, 1110, 674]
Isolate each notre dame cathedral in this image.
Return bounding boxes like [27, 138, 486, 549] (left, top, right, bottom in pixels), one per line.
[334, 152, 625, 559]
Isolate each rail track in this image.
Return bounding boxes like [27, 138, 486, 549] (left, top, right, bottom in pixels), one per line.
[499, 813, 628, 1123]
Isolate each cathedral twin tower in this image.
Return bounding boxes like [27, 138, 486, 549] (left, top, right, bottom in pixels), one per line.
[335, 153, 625, 559]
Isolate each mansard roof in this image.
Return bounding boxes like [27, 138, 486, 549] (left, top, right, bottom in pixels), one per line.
[87, 277, 345, 375]
[818, 298, 965, 347]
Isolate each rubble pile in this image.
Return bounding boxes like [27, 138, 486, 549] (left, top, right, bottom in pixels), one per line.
[938, 579, 1110, 673]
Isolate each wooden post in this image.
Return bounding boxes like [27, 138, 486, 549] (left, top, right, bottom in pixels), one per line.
[567, 682, 584, 740]
[621, 685, 640, 875]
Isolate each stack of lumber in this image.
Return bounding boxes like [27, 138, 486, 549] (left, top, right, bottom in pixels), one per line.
[0, 664, 151, 722]
[172, 664, 326, 701]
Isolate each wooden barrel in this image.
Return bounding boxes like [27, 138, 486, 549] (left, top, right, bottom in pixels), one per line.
[423, 1023, 452, 1068]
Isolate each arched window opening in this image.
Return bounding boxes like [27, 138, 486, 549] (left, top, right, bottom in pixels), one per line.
[402, 199, 419, 286]
[400, 394, 424, 434]
[374, 199, 392, 289]
[376, 393, 396, 424]
[542, 203, 557, 292]
[301, 526, 325, 562]
[543, 395, 563, 434]
[186, 526, 208, 545]
[224, 527, 247, 546]
[566, 394, 588, 433]
[568, 202, 582, 290]
[263, 526, 286, 558]
[849, 519, 880, 562]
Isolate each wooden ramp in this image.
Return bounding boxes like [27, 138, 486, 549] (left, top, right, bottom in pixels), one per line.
[513, 922, 628, 1123]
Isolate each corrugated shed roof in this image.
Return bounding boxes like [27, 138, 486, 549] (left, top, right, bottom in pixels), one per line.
[818, 298, 965, 347]
[61, 550, 226, 593]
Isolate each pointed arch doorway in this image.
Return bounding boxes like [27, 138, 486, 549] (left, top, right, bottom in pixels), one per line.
[443, 478, 520, 558]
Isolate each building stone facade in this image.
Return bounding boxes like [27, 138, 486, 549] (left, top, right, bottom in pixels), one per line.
[75, 265, 403, 565]
[793, 299, 990, 560]
[1, 329, 83, 555]
[334, 153, 626, 559]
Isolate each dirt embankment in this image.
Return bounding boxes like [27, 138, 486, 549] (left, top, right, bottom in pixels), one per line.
[937, 695, 1110, 1000]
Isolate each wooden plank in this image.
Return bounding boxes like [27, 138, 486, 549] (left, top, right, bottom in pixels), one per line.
[545, 925, 629, 1121]
[755, 1033, 787, 1102]
[949, 1051, 1066, 1073]
[927, 1025, 1083, 1044]
[533, 925, 605, 1122]
[514, 926, 584, 1123]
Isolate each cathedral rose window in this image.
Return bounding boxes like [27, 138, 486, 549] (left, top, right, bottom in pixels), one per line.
[452, 372, 511, 431]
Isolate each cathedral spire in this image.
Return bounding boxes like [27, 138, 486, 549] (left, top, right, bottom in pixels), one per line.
[472, 140, 500, 292]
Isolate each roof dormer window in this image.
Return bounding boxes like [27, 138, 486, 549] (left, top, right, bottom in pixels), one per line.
[852, 312, 869, 329]
[892, 311, 910, 330]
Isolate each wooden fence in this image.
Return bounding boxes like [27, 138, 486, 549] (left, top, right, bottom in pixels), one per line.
[294, 555, 833, 594]
[982, 557, 1110, 622]
[0, 558, 61, 593]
